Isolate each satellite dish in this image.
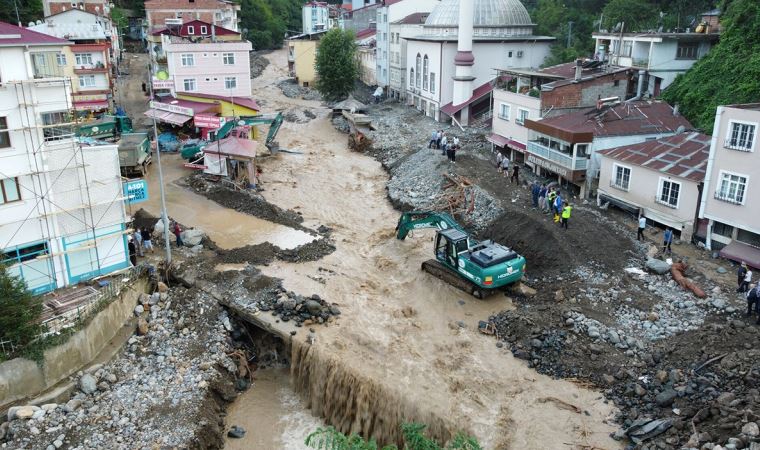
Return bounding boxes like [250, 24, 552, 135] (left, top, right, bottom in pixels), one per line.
[28, 21, 35, 27]
[156, 70, 169, 80]
[36, 20, 43, 25]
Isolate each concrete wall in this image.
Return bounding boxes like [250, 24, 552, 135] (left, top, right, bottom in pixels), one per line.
[290, 40, 319, 87]
[541, 71, 630, 111]
[0, 277, 147, 409]
[165, 39, 252, 97]
[598, 157, 700, 238]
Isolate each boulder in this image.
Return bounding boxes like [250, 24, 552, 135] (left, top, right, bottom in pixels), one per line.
[181, 229, 206, 247]
[134, 305, 144, 316]
[742, 422, 760, 437]
[227, 425, 246, 439]
[304, 300, 322, 315]
[512, 282, 537, 297]
[655, 388, 678, 407]
[137, 317, 149, 335]
[14, 405, 39, 420]
[157, 281, 168, 293]
[80, 374, 97, 395]
[645, 258, 671, 275]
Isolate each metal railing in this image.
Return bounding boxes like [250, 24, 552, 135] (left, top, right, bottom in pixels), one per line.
[631, 58, 649, 67]
[527, 141, 588, 170]
[609, 180, 630, 191]
[724, 138, 754, 152]
[654, 196, 678, 209]
[714, 191, 745, 205]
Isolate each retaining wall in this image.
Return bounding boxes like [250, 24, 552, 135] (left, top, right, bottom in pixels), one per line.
[0, 278, 148, 409]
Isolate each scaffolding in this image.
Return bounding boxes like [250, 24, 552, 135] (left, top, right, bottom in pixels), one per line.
[0, 76, 129, 294]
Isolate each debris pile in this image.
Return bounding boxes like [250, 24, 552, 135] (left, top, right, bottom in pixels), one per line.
[277, 79, 322, 101]
[250, 51, 270, 79]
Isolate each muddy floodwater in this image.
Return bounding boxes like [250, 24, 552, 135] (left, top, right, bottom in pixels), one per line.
[136, 153, 314, 250]
[224, 369, 324, 449]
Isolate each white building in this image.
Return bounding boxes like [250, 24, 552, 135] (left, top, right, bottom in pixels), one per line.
[302, 1, 330, 34]
[698, 104, 760, 267]
[375, 0, 440, 91]
[352, 0, 378, 10]
[388, 12, 429, 100]
[0, 22, 129, 295]
[405, 0, 553, 124]
[592, 16, 719, 95]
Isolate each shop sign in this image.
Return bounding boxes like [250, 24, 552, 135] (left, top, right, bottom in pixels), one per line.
[73, 94, 108, 101]
[149, 100, 193, 116]
[152, 79, 174, 90]
[123, 179, 148, 204]
[527, 154, 569, 178]
[194, 114, 222, 129]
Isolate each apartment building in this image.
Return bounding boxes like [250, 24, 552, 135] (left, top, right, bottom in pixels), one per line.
[145, 0, 240, 33]
[699, 104, 760, 267]
[43, 0, 109, 16]
[303, 1, 330, 34]
[0, 22, 128, 294]
[388, 12, 429, 100]
[286, 30, 326, 87]
[597, 132, 710, 240]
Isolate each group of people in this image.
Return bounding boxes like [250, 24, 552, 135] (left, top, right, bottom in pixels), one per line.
[636, 216, 675, 255]
[127, 221, 184, 266]
[740, 263, 760, 324]
[428, 130, 460, 163]
[495, 152, 520, 184]
[528, 182, 573, 229]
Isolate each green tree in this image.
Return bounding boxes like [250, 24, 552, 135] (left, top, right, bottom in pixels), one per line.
[305, 423, 482, 450]
[601, 0, 659, 31]
[662, 0, 760, 132]
[314, 28, 358, 101]
[0, 0, 43, 26]
[0, 265, 43, 360]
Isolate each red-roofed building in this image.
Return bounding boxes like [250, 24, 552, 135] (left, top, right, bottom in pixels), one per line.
[523, 100, 692, 195]
[145, 0, 240, 33]
[43, 0, 109, 16]
[597, 132, 710, 239]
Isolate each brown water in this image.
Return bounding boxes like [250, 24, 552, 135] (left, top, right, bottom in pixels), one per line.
[230, 48, 622, 449]
[224, 368, 324, 450]
[134, 153, 314, 250]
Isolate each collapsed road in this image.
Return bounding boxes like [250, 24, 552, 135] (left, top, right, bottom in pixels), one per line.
[3, 48, 756, 450]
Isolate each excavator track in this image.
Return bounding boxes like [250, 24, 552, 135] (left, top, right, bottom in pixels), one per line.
[421, 259, 486, 299]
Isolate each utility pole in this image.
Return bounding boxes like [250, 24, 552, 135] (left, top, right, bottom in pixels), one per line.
[567, 21, 573, 48]
[147, 60, 172, 264]
[12, 0, 21, 26]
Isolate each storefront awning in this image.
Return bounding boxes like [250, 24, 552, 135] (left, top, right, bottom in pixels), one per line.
[143, 109, 192, 126]
[487, 133, 526, 151]
[73, 100, 109, 111]
[719, 240, 760, 270]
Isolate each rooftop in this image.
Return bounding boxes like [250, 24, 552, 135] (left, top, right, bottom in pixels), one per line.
[393, 12, 430, 25]
[356, 28, 377, 40]
[176, 92, 260, 111]
[527, 101, 693, 138]
[29, 21, 109, 41]
[597, 132, 710, 182]
[425, 0, 533, 28]
[0, 21, 70, 47]
[592, 31, 719, 39]
[151, 20, 238, 37]
[726, 103, 760, 111]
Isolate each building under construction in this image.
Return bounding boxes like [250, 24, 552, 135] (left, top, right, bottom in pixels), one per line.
[0, 22, 129, 294]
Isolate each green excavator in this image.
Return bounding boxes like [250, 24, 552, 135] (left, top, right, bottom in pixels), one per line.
[396, 211, 526, 298]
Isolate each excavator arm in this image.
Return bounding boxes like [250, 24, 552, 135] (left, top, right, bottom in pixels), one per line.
[395, 211, 463, 240]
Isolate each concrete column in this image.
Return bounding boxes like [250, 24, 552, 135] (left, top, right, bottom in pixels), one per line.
[705, 219, 713, 250]
[452, 0, 475, 106]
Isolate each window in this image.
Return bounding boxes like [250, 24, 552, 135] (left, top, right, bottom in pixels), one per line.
[613, 79, 620, 87]
[575, 143, 589, 158]
[726, 121, 756, 151]
[41, 111, 71, 139]
[187, 26, 195, 35]
[612, 164, 631, 190]
[716, 171, 748, 204]
[75, 53, 93, 66]
[621, 41, 632, 57]
[430, 73, 435, 94]
[409, 68, 414, 87]
[224, 77, 237, 89]
[498, 103, 510, 120]
[200, 25, 208, 34]
[738, 229, 760, 247]
[0, 177, 21, 204]
[676, 42, 699, 59]
[508, 51, 513, 58]
[78, 75, 96, 88]
[0, 117, 8, 148]
[657, 178, 681, 208]
[223, 53, 235, 65]
[516, 108, 529, 125]
[183, 78, 196, 91]
[712, 221, 734, 238]
[422, 55, 429, 90]
[181, 54, 195, 66]
[415, 54, 421, 87]
[56, 53, 66, 66]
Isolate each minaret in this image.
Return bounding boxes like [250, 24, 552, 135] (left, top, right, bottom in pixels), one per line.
[452, 0, 476, 107]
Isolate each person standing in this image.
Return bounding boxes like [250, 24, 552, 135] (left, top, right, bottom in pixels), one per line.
[449, 143, 458, 163]
[561, 202, 572, 229]
[741, 267, 753, 293]
[746, 283, 759, 318]
[496, 151, 504, 171]
[133, 227, 143, 257]
[128, 238, 137, 267]
[553, 192, 563, 223]
[428, 130, 438, 149]
[637, 215, 647, 241]
[173, 222, 183, 247]
[452, 135, 460, 149]
[538, 184, 547, 211]
[546, 188, 557, 214]
[141, 226, 154, 253]
[510, 164, 520, 184]
[662, 228, 673, 254]
[436, 130, 442, 149]
[531, 182, 540, 208]
[440, 133, 448, 156]
[500, 156, 510, 177]
[738, 263, 748, 293]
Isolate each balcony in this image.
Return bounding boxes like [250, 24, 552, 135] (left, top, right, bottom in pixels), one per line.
[724, 138, 754, 152]
[74, 64, 108, 75]
[631, 58, 649, 68]
[527, 141, 588, 170]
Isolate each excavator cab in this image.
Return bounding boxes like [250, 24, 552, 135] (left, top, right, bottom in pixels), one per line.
[435, 229, 470, 269]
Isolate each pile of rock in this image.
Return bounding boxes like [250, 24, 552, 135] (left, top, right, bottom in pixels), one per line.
[1, 285, 238, 449]
[276, 79, 322, 101]
[250, 52, 270, 79]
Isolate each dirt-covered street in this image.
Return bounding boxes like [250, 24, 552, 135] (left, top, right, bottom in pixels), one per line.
[4, 48, 757, 450]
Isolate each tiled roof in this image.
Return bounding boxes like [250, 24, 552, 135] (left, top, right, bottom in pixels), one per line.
[355, 28, 377, 39]
[151, 20, 238, 37]
[441, 76, 508, 116]
[0, 21, 70, 46]
[597, 132, 710, 182]
[532, 101, 692, 138]
[393, 12, 430, 24]
[176, 92, 260, 111]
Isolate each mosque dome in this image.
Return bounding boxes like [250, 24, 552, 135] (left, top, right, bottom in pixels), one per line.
[425, 0, 534, 29]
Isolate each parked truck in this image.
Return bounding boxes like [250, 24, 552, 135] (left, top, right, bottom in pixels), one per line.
[118, 132, 151, 178]
[77, 115, 133, 141]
